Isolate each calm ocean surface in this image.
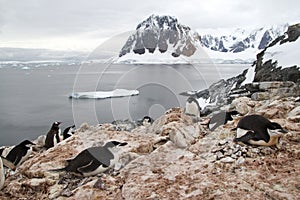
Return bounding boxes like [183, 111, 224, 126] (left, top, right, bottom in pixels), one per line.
[0, 63, 248, 145]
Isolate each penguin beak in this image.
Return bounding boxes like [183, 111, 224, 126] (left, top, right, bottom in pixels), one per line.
[279, 128, 288, 134]
[119, 142, 128, 146]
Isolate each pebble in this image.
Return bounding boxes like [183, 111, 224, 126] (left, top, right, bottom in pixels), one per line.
[220, 157, 235, 163]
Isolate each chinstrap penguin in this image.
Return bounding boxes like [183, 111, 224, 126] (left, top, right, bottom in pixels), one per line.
[209, 110, 239, 131]
[45, 121, 62, 149]
[233, 114, 287, 146]
[184, 96, 201, 121]
[142, 116, 154, 126]
[51, 141, 127, 177]
[5, 140, 35, 167]
[0, 157, 4, 190]
[63, 125, 76, 140]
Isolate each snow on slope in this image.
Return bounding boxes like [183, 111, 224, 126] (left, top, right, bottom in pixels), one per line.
[263, 36, 300, 68]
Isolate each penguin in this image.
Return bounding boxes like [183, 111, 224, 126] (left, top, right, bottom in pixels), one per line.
[233, 115, 287, 146]
[142, 116, 154, 126]
[0, 146, 14, 158]
[209, 110, 239, 131]
[0, 157, 4, 190]
[44, 121, 62, 149]
[51, 141, 127, 177]
[184, 96, 201, 121]
[5, 140, 35, 167]
[63, 125, 76, 140]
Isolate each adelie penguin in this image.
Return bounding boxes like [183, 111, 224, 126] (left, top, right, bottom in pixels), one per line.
[184, 96, 201, 121]
[44, 121, 62, 149]
[63, 125, 76, 140]
[5, 140, 35, 167]
[209, 110, 239, 131]
[234, 115, 287, 146]
[51, 141, 127, 177]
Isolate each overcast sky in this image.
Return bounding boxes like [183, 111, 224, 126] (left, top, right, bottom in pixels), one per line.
[0, 0, 299, 51]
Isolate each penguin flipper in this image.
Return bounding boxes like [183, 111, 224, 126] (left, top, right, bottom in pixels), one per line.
[77, 160, 103, 174]
[233, 131, 254, 144]
[0, 156, 16, 170]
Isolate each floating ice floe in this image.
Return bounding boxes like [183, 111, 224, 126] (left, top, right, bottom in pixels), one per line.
[69, 89, 139, 99]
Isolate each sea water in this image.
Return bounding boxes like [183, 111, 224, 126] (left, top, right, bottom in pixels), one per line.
[0, 63, 248, 145]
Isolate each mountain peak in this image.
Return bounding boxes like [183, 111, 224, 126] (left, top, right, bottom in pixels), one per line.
[118, 15, 201, 62]
[136, 15, 179, 30]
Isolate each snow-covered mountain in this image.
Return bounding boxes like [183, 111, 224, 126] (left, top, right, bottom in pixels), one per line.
[117, 15, 290, 64]
[117, 15, 202, 63]
[187, 22, 300, 115]
[200, 24, 288, 53]
[199, 24, 289, 64]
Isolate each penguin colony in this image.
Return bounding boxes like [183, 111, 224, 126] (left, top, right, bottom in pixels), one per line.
[0, 117, 156, 189]
[185, 96, 288, 146]
[0, 94, 291, 192]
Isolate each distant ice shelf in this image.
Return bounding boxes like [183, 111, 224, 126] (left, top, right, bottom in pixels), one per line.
[69, 89, 139, 99]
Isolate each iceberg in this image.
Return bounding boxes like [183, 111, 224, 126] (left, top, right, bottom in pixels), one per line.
[69, 89, 139, 99]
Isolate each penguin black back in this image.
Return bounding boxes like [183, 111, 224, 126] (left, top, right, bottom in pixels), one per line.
[6, 140, 34, 166]
[235, 114, 287, 146]
[45, 121, 61, 149]
[63, 125, 75, 140]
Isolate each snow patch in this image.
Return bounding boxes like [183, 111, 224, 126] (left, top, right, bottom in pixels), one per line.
[263, 39, 300, 69]
[241, 65, 256, 86]
[69, 89, 139, 99]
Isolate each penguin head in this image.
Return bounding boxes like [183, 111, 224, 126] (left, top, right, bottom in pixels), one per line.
[20, 140, 35, 147]
[52, 121, 62, 128]
[142, 116, 153, 123]
[268, 122, 288, 137]
[105, 141, 128, 148]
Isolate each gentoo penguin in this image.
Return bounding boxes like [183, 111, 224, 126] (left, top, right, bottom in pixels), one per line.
[63, 125, 76, 140]
[5, 140, 35, 167]
[233, 115, 287, 146]
[184, 96, 201, 121]
[209, 110, 239, 131]
[51, 141, 127, 177]
[44, 121, 62, 149]
[0, 157, 4, 190]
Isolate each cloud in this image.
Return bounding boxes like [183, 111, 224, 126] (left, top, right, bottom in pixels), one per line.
[0, 0, 299, 50]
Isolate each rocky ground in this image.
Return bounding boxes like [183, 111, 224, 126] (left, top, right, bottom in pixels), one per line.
[0, 90, 299, 199]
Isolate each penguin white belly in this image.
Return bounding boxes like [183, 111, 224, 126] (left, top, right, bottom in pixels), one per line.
[236, 128, 250, 138]
[53, 129, 62, 146]
[185, 102, 200, 117]
[0, 158, 5, 190]
[17, 147, 33, 167]
[83, 154, 119, 177]
[249, 137, 279, 146]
